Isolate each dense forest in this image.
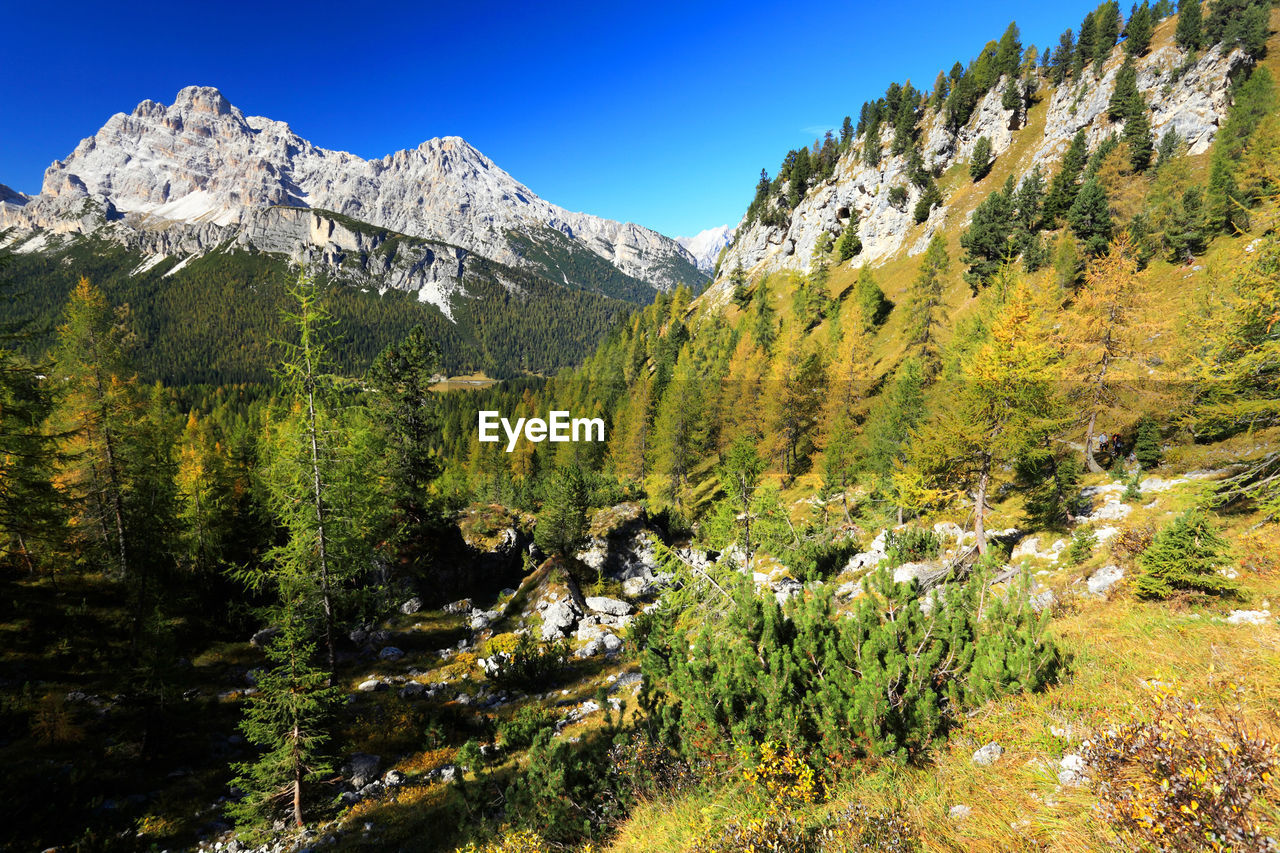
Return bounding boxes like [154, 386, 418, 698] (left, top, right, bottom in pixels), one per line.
[2, 3, 1280, 852]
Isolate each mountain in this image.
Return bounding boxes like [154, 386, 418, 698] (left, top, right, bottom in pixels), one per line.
[0, 86, 706, 380]
[675, 224, 733, 273]
[710, 40, 1247, 298]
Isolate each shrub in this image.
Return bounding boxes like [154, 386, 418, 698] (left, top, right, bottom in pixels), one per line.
[1133, 510, 1238, 599]
[1084, 686, 1278, 852]
[882, 526, 942, 568]
[1066, 526, 1097, 565]
[888, 185, 909, 207]
[818, 804, 920, 852]
[1123, 466, 1144, 502]
[641, 565, 1063, 766]
[485, 634, 570, 690]
[1111, 523, 1155, 567]
[497, 705, 559, 750]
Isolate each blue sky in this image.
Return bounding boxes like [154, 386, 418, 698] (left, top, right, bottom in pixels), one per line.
[0, 0, 1103, 237]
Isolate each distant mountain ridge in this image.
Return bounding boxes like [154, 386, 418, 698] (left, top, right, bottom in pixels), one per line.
[2, 86, 705, 308]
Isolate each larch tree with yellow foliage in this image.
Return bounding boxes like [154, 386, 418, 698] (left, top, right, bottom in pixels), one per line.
[915, 275, 1061, 552]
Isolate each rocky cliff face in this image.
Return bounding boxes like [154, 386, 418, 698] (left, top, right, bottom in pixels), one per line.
[711, 39, 1246, 297]
[2, 86, 704, 310]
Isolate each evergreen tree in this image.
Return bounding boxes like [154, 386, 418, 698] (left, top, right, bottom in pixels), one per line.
[961, 177, 1017, 287]
[996, 22, 1023, 76]
[910, 235, 952, 368]
[854, 266, 888, 330]
[367, 325, 447, 568]
[1156, 128, 1183, 167]
[1053, 29, 1076, 85]
[1045, 130, 1090, 222]
[228, 610, 341, 830]
[1013, 165, 1047, 249]
[970, 135, 994, 182]
[1095, 0, 1122, 69]
[1133, 415, 1163, 468]
[1068, 178, 1114, 256]
[50, 277, 140, 579]
[1124, 1, 1154, 55]
[1125, 104, 1155, 171]
[0, 268, 63, 573]
[835, 211, 862, 261]
[1076, 11, 1098, 76]
[913, 180, 943, 223]
[753, 278, 778, 354]
[840, 115, 854, 149]
[535, 462, 589, 558]
[1002, 78, 1023, 126]
[729, 265, 750, 308]
[1134, 509, 1237, 598]
[1176, 0, 1203, 50]
[1108, 59, 1141, 121]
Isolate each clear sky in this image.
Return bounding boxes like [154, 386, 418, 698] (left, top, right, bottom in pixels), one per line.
[0, 0, 1103, 238]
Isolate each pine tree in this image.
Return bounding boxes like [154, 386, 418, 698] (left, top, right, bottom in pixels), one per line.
[1076, 11, 1098, 76]
[1066, 235, 1143, 473]
[367, 325, 446, 555]
[1013, 165, 1047, 250]
[1002, 78, 1023, 126]
[1125, 104, 1154, 171]
[535, 462, 590, 557]
[0, 267, 63, 573]
[175, 412, 229, 577]
[228, 610, 341, 830]
[916, 277, 1061, 552]
[1176, 0, 1203, 50]
[996, 22, 1023, 76]
[649, 354, 709, 514]
[1124, 1, 1154, 55]
[970, 136, 994, 182]
[854, 266, 888, 331]
[1133, 415, 1163, 468]
[910, 235, 951, 368]
[259, 272, 387, 679]
[50, 277, 140, 579]
[1109, 59, 1141, 122]
[1054, 29, 1076, 85]
[1134, 509, 1237, 598]
[835, 211, 862, 261]
[1045, 130, 1090, 222]
[1068, 178, 1114, 256]
[753, 278, 778, 353]
[961, 177, 1016, 286]
[716, 435, 765, 560]
[1095, 1, 1122, 69]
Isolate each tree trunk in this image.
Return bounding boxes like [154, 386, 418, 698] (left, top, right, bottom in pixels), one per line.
[975, 453, 991, 555]
[305, 375, 337, 683]
[1084, 409, 1102, 474]
[293, 724, 304, 828]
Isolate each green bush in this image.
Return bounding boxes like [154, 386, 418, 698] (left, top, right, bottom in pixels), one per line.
[497, 705, 559, 750]
[641, 565, 1063, 766]
[882, 527, 942, 568]
[486, 634, 570, 691]
[1133, 509, 1238, 599]
[1066, 526, 1097, 565]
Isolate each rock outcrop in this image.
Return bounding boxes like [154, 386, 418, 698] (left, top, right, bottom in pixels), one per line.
[708, 40, 1246, 298]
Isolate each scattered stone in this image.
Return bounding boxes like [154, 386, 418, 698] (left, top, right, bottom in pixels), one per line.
[249, 626, 280, 648]
[601, 633, 623, 655]
[772, 577, 804, 604]
[585, 596, 633, 617]
[1011, 536, 1041, 562]
[442, 599, 472, 615]
[357, 678, 385, 692]
[399, 597, 422, 615]
[540, 599, 582, 641]
[949, 804, 972, 821]
[470, 609, 500, 631]
[1226, 610, 1272, 625]
[972, 742, 1004, 766]
[346, 753, 381, 788]
[1058, 754, 1086, 786]
[383, 769, 405, 787]
[1030, 589, 1057, 613]
[1087, 565, 1125, 597]
[399, 682, 426, 699]
[438, 764, 460, 784]
[892, 562, 933, 584]
[378, 646, 404, 662]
